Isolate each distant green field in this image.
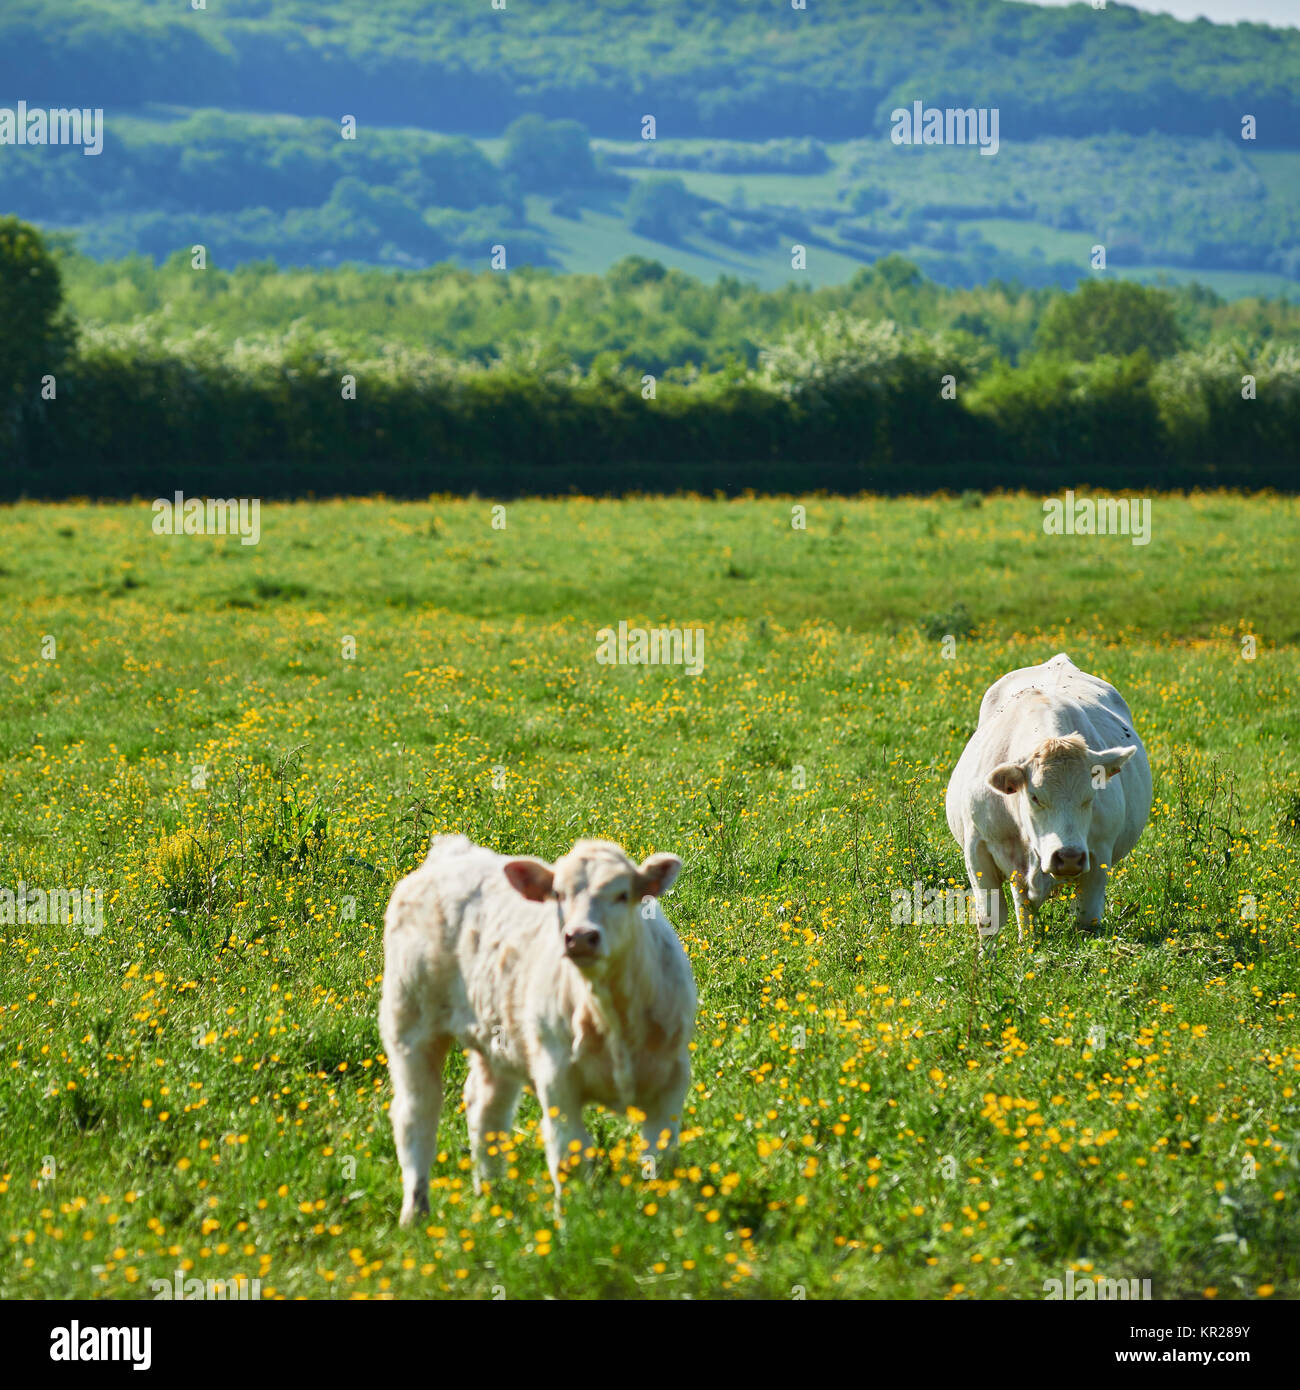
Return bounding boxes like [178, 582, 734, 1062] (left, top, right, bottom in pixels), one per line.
[1119, 266, 1300, 299]
[965, 218, 1091, 261]
[2, 494, 1297, 1300]
[591, 136, 1300, 297]
[523, 195, 870, 289]
[1249, 151, 1300, 203]
[527, 187, 1300, 297]
[33, 110, 1300, 298]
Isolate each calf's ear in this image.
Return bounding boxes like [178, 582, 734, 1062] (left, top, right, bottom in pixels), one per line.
[503, 857, 556, 901]
[988, 762, 1026, 795]
[637, 853, 683, 899]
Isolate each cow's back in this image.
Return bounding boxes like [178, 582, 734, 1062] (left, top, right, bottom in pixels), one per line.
[978, 654, 1133, 730]
[950, 654, 1152, 858]
[1005, 658, 1152, 854]
[382, 834, 550, 1054]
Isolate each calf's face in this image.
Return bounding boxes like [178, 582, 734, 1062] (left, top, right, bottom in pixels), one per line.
[988, 739, 1135, 879]
[503, 842, 682, 969]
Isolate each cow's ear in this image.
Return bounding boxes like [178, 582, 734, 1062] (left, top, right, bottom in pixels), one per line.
[989, 762, 1026, 795]
[637, 853, 683, 899]
[503, 857, 556, 901]
[1089, 745, 1137, 783]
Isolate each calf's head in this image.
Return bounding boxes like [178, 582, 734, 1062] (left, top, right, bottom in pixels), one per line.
[503, 839, 682, 969]
[987, 734, 1136, 879]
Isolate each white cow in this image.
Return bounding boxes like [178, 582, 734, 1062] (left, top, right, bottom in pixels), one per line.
[379, 834, 696, 1223]
[945, 654, 1151, 950]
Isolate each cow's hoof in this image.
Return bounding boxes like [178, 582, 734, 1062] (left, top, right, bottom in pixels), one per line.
[399, 1198, 428, 1227]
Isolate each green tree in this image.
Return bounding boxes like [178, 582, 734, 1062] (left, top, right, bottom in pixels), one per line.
[1034, 279, 1186, 362]
[0, 217, 76, 447]
[625, 177, 697, 244]
[606, 255, 668, 291]
[501, 115, 599, 191]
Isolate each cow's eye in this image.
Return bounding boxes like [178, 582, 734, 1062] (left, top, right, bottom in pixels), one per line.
[614, 891, 629, 903]
[1029, 794, 1042, 807]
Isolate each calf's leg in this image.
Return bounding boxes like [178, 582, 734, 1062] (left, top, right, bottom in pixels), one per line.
[531, 1047, 592, 1221]
[385, 1025, 451, 1226]
[638, 1052, 690, 1179]
[464, 1052, 523, 1194]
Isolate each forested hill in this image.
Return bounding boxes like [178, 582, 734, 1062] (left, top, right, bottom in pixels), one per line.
[4, 0, 1299, 144]
[5, 1, 1298, 290]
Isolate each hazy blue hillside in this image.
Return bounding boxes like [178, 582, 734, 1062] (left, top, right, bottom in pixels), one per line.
[5, 0, 1299, 141]
[1, 0, 1297, 292]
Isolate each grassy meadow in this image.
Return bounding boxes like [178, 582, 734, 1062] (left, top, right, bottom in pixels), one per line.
[1, 492, 1298, 1300]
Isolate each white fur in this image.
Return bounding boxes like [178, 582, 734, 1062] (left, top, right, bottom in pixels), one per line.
[945, 654, 1152, 948]
[379, 834, 696, 1223]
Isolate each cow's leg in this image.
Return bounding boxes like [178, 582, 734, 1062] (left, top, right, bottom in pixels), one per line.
[532, 1047, 592, 1220]
[464, 1052, 523, 1194]
[385, 1027, 452, 1226]
[1008, 877, 1035, 946]
[638, 1051, 690, 1180]
[965, 837, 1006, 958]
[1073, 860, 1110, 930]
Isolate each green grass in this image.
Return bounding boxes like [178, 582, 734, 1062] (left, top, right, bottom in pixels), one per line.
[2, 493, 1298, 1300]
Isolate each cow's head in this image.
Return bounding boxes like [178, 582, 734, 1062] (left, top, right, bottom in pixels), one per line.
[503, 839, 682, 970]
[987, 734, 1136, 879]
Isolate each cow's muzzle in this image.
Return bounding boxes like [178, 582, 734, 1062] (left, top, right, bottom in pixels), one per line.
[563, 927, 602, 963]
[1047, 846, 1088, 877]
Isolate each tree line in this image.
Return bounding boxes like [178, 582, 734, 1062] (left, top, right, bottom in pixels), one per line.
[2, 219, 1296, 500]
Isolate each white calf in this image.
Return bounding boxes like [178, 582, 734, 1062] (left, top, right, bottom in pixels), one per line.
[379, 834, 696, 1223]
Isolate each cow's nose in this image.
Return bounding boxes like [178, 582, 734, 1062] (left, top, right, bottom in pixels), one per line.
[1051, 847, 1088, 875]
[564, 928, 601, 956]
